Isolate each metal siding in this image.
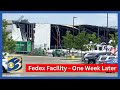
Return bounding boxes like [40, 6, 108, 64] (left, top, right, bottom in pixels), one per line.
[12, 24, 22, 41]
[34, 24, 51, 49]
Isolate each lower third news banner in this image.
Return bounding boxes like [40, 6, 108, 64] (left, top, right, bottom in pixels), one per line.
[26, 64, 118, 72]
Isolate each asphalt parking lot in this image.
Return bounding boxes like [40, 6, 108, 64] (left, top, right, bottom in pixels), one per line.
[2, 56, 118, 77]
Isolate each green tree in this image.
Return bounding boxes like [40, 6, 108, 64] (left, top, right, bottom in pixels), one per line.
[74, 31, 89, 56]
[109, 32, 118, 48]
[2, 20, 16, 53]
[88, 32, 101, 50]
[89, 32, 101, 44]
[74, 31, 89, 50]
[62, 31, 74, 52]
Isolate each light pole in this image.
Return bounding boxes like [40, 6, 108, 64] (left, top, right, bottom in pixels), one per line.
[106, 13, 108, 53]
[72, 17, 77, 47]
[98, 26, 99, 38]
[79, 25, 80, 33]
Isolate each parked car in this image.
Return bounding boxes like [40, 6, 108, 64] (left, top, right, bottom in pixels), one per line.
[104, 58, 118, 64]
[83, 53, 96, 58]
[104, 58, 118, 73]
[2, 54, 8, 73]
[96, 55, 117, 64]
[83, 52, 111, 64]
[52, 49, 64, 57]
[82, 53, 96, 61]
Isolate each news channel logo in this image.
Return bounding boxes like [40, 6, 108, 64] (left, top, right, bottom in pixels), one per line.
[7, 56, 22, 73]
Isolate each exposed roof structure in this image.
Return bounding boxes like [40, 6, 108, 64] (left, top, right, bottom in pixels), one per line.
[50, 24, 117, 49]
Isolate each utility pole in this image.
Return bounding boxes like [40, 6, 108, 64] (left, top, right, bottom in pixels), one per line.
[72, 17, 77, 48]
[79, 25, 80, 33]
[56, 26, 59, 49]
[106, 13, 108, 53]
[56, 25, 60, 49]
[98, 26, 99, 38]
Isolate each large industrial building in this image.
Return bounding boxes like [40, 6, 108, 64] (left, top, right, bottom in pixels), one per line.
[5, 18, 117, 52]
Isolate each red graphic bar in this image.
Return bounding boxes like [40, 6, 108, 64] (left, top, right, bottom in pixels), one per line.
[26, 64, 118, 72]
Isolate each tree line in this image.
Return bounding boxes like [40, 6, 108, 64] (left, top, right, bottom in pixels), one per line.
[62, 30, 118, 52]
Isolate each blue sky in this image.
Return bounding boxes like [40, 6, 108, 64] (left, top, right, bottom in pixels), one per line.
[2, 13, 118, 27]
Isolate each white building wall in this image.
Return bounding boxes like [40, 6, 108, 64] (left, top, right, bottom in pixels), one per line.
[12, 24, 23, 41]
[34, 24, 51, 49]
[6, 25, 12, 33]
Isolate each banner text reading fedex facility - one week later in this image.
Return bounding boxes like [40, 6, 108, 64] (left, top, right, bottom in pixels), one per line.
[26, 64, 118, 72]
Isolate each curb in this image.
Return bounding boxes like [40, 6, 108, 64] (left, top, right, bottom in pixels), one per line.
[60, 59, 81, 62]
[60, 58, 81, 60]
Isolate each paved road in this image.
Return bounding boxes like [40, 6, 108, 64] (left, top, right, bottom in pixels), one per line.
[2, 56, 118, 77]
